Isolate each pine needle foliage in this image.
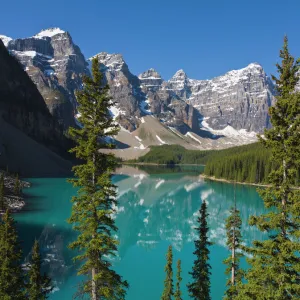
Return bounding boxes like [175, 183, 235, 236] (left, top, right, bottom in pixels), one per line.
[174, 259, 183, 300]
[237, 36, 300, 299]
[27, 240, 52, 300]
[161, 245, 174, 300]
[187, 200, 212, 300]
[68, 58, 128, 299]
[0, 210, 25, 299]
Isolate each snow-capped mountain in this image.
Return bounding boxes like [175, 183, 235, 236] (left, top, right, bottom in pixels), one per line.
[1, 27, 278, 153]
[142, 63, 275, 133]
[184, 63, 275, 132]
[1, 28, 89, 128]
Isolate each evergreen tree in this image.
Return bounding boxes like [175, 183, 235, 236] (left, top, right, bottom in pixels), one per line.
[27, 240, 52, 300]
[223, 186, 244, 299]
[187, 200, 212, 300]
[237, 36, 300, 299]
[68, 57, 128, 300]
[0, 174, 5, 212]
[161, 245, 174, 300]
[0, 210, 25, 299]
[14, 174, 21, 196]
[174, 259, 182, 300]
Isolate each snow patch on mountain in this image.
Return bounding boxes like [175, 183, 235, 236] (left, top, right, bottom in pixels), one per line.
[33, 28, 65, 39]
[156, 135, 167, 145]
[0, 35, 12, 46]
[201, 120, 257, 141]
[110, 105, 126, 119]
[185, 132, 202, 144]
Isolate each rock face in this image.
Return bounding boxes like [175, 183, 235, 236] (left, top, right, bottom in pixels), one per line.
[88, 54, 201, 133]
[0, 38, 72, 175]
[90, 52, 143, 131]
[138, 68, 200, 133]
[1, 28, 276, 136]
[92, 52, 275, 134]
[1, 28, 89, 128]
[167, 63, 275, 132]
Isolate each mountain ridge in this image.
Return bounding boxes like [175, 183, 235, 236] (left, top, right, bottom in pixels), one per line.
[0, 28, 277, 156]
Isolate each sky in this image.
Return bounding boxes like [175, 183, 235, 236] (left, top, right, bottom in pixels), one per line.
[1, 0, 300, 80]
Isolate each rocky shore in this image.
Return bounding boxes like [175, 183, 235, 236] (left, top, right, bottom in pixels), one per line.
[1, 171, 30, 211]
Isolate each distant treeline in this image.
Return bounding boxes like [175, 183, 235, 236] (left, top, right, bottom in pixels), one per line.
[130, 145, 215, 165]
[203, 142, 275, 183]
[131, 143, 291, 184]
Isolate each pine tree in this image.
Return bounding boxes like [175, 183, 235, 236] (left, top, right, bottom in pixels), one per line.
[174, 259, 182, 300]
[68, 57, 128, 300]
[26, 240, 52, 300]
[14, 174, 21, 196]
[0, 174, 5, 212]
[223, 186, 244, 299]
[237, 36, 300, 299]
[187, 200, 212, 300]
[161, 245, 174, 300]
[0, 210, 25, 299]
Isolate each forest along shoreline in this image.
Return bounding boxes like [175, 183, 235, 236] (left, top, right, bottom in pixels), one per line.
[200, 174, 300, 190]
[199, 174, 270, 188]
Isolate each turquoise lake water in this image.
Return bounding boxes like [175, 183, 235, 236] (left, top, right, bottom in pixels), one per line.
[15, 165, 266, 300]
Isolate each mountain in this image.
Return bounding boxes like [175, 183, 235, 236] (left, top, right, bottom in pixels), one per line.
[0, 39, 72, 176]
[91, 52, 275, 135]
[0, 28, 89, 128]
[141, 63, 275, 133]
[1, 28, 276, 156]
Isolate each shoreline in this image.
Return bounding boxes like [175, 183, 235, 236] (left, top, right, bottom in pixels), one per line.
[123, 162, 205, 167]
[199, 174, 270, 188]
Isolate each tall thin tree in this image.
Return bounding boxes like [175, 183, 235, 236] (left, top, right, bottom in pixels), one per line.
[68, 57, 128, 299]
[223, 185, 244, 299]
[27, 240, 52, 300]
[161, 245, 174, 300]
[187, 200, 212, 300]
[174, 259, 182, 300]
[238, 36, 300, 299]
[0, 210, 25, 299]
[14, 174, 21, 196]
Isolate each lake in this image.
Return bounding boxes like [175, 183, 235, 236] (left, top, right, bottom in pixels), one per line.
[15, 165, 266, 299]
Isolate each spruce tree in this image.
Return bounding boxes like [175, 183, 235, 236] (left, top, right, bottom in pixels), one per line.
[187, 200, 212, 300]
[174, 259, 182, 300]
[237, 36, 300, 299]
[14, 174, 21, 196]
[161, 245, 174, 300]
[0, 210, 25, 299]
[68, 57, 128, 300]
[0, 174, 5, 212]
[27, 240, 52, 300]
[223, 186, 244, 299]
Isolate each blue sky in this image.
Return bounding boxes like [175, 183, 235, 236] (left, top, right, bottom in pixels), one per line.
[1, 0, 300, 80]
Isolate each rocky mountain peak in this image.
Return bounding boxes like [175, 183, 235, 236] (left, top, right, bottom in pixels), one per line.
[139, 69, 163, 92]
[1, 28, 89, 128]
[168, 69, 189, 91]
[33, 27, 66, 39]
[0, 35, 12, 46]
[170, 69, 188, 80]
[91, 52, 127, 73]
[139, 68, 162, 80]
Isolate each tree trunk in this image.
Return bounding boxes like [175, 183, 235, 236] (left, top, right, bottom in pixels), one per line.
[91, 153, 98, 300]
[92, 267, 97, 300]
[282, 159, 287, 238]
[231, 229, 235, 285]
